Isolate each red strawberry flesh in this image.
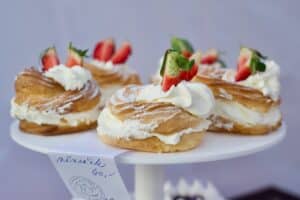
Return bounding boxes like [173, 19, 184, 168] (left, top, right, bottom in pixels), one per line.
[162, 76, 181, 92]
[235, 66, 251, 81]
[93, 41, 104, 61]
[93, 38, 115, 62]
[111, 42, 132, 64]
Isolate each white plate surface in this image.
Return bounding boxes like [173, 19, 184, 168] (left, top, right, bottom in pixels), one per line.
[10, 121, 286, 165]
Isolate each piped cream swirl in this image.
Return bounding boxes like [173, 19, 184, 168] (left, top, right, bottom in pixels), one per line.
[44, 64, 92, 91]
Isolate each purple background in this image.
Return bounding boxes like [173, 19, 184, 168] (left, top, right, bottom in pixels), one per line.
[1, 0, 299, 199]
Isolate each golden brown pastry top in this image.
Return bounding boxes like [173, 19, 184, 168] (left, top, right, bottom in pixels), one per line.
[193, 75, 280, 112]
[106, 85, 203, 136]
[14, 67, 101, 114]
[83, 62, 141, 87]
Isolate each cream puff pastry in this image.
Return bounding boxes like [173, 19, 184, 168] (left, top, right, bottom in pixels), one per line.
[11, 43, 102, 135]
[152, 37, 281, 135]
[97, 50, 214, 152]
[193, 47, 281, 135]
[83, 39, 141, 106]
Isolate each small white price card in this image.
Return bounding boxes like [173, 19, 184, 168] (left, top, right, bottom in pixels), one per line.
[49, 154, 130, 200]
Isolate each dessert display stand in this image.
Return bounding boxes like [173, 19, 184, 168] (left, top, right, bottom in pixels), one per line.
[10, 121, 286, 200]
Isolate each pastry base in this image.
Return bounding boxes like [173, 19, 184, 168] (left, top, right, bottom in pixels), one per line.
[99, 132, 204, 153]
[209, 116, 282, 135]
[19, 120, 97, 136]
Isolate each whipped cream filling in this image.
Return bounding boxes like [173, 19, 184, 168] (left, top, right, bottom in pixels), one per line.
[222, 60, 280, 100]
[214, 100, 281, 126]
[11, 99, 101, 126]
[97, 108, 210, 145]
[89, 59, 136, 77]
[136, 81, 215, 118]
[44, 64, 92, 90]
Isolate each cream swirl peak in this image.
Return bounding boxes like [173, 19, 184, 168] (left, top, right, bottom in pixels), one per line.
[44, 64, 92, 91]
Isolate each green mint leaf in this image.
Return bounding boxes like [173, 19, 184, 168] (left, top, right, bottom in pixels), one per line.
[251, 48, 267, 59]
[255, 61, 266, 72]
[171, 37, 194, 53]
[176, 55, 194, 71]
[250, 55, 266, 73]
[176, 56, 190, 70]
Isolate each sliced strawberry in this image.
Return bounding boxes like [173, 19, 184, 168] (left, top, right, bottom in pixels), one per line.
[160, 50, 182, 91]
[93, 38, 115, 62]
[111, 42, 132, 64]
[41, 46, 60, 71]
[93, 41, 103, 61]
[235, 47, 266, 81]
[160, 49, 195, 91]
[201, 49, 218, 65]
[171, 37, 194, 58]
[65, 42, 88, 67]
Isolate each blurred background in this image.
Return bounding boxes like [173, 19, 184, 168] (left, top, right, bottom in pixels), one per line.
[1, 0, 299, 199]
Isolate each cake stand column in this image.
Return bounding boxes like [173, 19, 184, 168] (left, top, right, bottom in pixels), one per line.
[135, 165, 164, 200]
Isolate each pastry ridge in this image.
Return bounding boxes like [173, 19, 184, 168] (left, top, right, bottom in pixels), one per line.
[83, 62, 141, 87]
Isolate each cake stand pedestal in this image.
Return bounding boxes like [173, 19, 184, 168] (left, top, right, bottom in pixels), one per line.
[10, 121, 286, 200]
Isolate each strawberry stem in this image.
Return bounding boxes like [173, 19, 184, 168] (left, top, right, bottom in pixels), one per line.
[69, 42, 88, 57]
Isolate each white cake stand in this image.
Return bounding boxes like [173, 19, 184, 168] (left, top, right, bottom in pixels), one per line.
[10, 121, 286, 200]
